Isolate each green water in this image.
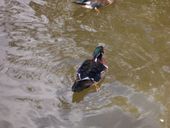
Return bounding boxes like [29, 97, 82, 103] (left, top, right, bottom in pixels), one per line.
[0, 0, 169, 128]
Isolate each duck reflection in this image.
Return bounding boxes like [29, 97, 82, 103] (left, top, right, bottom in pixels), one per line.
[72, 83, 102, 103]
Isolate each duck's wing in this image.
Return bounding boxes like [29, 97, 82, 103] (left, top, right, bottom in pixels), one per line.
[88, 61, 107, 82]
[73, 59, 94, 92]
[73, 0, 103, 9]
[77, 59, 93, 80]
[73, 0, 89, 5]
[77, 59, 107, 82]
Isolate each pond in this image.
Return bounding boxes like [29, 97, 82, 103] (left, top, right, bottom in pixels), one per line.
[0, 0, 169, 128]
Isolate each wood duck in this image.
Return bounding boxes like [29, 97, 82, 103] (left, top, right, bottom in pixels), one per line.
[73, 0, 114, 13]
[72, 45, 108, 92]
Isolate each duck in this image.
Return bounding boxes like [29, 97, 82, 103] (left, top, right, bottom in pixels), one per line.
[72, 45, 108, 92]
[73, 0, 114, 13]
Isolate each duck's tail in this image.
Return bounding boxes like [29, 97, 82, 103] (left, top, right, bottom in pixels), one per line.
[72, 79, 94, 92]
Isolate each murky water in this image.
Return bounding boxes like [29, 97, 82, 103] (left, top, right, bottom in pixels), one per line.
[0, 0, 169, 128]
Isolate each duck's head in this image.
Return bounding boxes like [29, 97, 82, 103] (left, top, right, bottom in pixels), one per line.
[93, 46, 104, 62]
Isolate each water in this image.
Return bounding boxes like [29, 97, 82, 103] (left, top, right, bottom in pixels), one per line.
[0, 0, 169, 128]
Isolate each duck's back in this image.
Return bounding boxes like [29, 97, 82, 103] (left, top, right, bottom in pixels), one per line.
[77, 59, 107, 81]
[77, 59, 93, 79]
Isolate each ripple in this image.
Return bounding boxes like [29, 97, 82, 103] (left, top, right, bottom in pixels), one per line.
[0, 120, 13, 128]
[162, 66, 170, 73]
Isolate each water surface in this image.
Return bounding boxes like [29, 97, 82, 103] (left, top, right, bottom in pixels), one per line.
[0, 0, 170, 128]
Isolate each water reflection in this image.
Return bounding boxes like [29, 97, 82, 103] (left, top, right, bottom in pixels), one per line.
[72, 88, 96, 103]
